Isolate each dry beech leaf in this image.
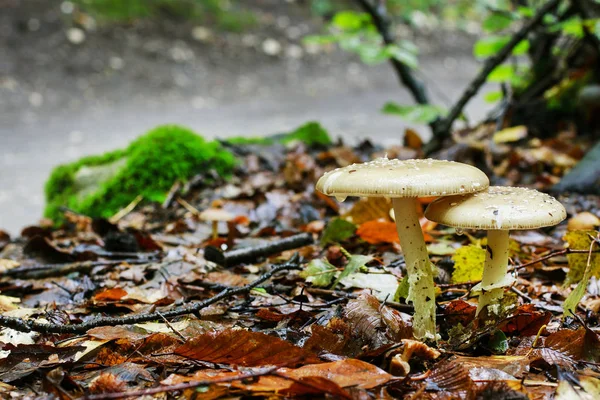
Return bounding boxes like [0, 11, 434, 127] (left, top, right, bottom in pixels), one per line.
[304, 321, 351, 355]
[344, 293, 413, 350]
[343, 197, 392, 225]
[163, 359, 392, 396]
[425, 359, 474, 393]
[529, 328, 600, 370]
[174, 328, 320, 367]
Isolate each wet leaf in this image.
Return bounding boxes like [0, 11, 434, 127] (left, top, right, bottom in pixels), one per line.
[487, 330, 509, 354]
[500, 304, 551, 336]
[344, 293, 412, 350]
[174, 328, 320, 367]
[93, 287, 128, 302]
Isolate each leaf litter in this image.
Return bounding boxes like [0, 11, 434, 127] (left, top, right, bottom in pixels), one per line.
[0, 137, 598, 398]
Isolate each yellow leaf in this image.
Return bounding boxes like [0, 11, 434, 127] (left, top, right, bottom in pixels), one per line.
[564, 230, 600, 285]
[343, 197, 392, 225]
[451, 245, 486, 284]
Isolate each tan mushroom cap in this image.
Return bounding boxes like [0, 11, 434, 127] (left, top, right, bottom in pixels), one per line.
[316, 158, 489, 198]
[425, 186, 566, 230]
[198, 208, 234, 222]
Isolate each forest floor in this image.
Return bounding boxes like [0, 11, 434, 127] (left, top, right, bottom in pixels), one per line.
[0, 0, 493, 235]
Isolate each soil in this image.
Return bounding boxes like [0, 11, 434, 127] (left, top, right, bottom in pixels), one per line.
[0, 0, 493, 235]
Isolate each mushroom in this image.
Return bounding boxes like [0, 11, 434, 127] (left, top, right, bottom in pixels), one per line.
[425, 186, 566, 315]
[198, 208, 234, 239]
[316, 158, 489, 340]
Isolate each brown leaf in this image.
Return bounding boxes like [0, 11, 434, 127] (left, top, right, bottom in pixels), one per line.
[89, 373, 126, 394]
[426, 359, 474, 393]
[450, 355, 530, 378]
[530, 328, 600, 369]
[404, 128, 423, 150]
[93, 288, 128, 302]
[174, 329, 320, 367]
[343, 197, 392, 225]
[356, 220, 399, 244]
[500, 304, 551, 336]
[280, 376, 352, 398]
[443, 300, 476, 329]
[344, 293, 413, 350]
[304, 321, 351, 355]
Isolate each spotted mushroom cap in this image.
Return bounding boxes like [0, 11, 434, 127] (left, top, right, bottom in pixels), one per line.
[424, 186, 566, 230]
[315, 158, 489, 199]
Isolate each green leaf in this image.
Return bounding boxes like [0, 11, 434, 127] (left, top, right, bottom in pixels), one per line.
[484, 90, 504, 103]
[482, 13, 513, 33]
[300, 259, 337, 287]
[357, 44, 389, 65]
[320, 218, 356, 245]
[394, 275, 410, 302]
[332, 11, 369, 31]
[473, 35, 510, 59]
[517, 6, 534, 18]
[382, 103, 444, 124]
[487, 329, 509, 354]
[512, 39, 530, 56]
[550, 17, 585, 38]
[331, 254, 373, 289]
[385, 45, 418, 69]
[488, 64, 515, 82]
[473, 35, 528, 59]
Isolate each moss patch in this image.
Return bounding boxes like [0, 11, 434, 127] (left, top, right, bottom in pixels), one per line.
[225, 121, 332, 147]
[44, 125, 236, 221]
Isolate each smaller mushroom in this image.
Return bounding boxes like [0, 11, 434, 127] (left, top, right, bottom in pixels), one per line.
[198, 208, 234, 239]
[389, 339, 441, 376]
[425, 186, 566, 315]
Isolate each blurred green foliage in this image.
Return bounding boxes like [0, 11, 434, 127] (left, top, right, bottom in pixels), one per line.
[225, 122, 332, 147]
[71, 0, 256, 31]
[306, 0, 600, 125]
[45, 125, 236, 221]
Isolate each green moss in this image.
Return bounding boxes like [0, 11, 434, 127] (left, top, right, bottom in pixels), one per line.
[281, 122, 332, 146]
[44, 125, 236, 221]
[224, 122, 332, 147]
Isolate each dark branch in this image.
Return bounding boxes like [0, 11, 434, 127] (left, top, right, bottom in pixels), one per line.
[354, 0, 430, 106]
[431, 0, 562, 148]
[204, 232, 313, 267]
[0, 257, 301, 334]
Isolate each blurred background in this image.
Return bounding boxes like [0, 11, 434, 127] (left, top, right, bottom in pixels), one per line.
[2, 0, 578, 234]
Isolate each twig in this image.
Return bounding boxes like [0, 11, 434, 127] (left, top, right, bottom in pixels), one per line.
[82, 366, 279, 400]
[437, 248, 598, 288]
[0, 257, 301, 334]
[354, 0, 430, 106]
[426, 0, 562, 153]
[204, 233, 313, 267]
[109, 195, 143, 224]
[0, 259, 153, 279]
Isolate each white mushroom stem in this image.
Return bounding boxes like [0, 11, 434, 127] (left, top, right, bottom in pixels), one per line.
[476, 229, 510, 315]
[392, 198, 437, 341]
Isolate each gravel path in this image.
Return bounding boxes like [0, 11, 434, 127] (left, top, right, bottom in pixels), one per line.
[0, 0, 493, 234]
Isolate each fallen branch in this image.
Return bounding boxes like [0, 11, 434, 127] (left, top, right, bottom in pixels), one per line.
[204, 232, 313, 267]
[0, 257, 301, 334]
[427, 0, 562, 153]
[0, 258, 154, 280]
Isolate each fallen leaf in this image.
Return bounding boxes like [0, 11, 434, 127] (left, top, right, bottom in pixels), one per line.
[451, 244, 485, 283]
[320, 218, 356, 245]
[344, 293, 412, 350]
[356, 220, 399, 244]
[343, 197, 392, 225]
[175, 329, 320, 367]
[93, 288, 128, 302]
